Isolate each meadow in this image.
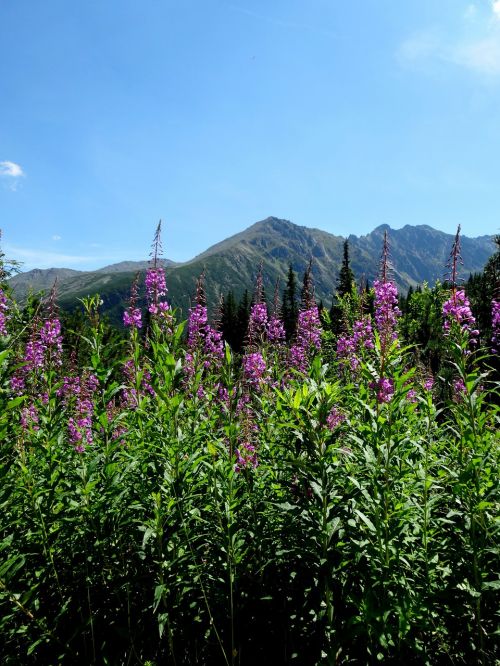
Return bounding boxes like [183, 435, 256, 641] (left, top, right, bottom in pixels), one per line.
[0, 229, 499, 665]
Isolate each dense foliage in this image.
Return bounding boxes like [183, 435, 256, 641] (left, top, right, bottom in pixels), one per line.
[0, 229, 499, 665]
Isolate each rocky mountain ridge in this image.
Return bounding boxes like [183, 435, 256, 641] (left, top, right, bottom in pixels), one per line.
[8, 217, 495, 323]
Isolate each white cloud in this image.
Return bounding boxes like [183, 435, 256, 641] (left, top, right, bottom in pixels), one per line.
[398, 1, 500, 76]
[451, 37, 500, 73]
[0, 161, 25, 191]
[399, 25, 500, 76]
[52, 235, 62, 241]
[5, 245, 93, 270]
[5, 244, 128, 271]
[0, 161, 24, 178]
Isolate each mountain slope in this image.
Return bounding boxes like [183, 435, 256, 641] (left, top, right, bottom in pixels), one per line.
[182, 217, 494, 307]
[8, 267, 84, 296]
[8, 218, 496, 324]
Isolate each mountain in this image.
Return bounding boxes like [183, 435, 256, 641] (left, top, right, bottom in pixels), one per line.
[8, 267, 84, 295]
[348, 223, 493, 288]
[8, 218, 496, 324]
[96, 258, 179, 273]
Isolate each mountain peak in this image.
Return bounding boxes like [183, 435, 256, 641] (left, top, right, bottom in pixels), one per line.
[251, 216, 294, 230]
[8, 220, 496, 326]
[372, 223, 392, 234]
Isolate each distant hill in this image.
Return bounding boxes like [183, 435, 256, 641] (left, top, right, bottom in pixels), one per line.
[8, 218, 496, 325]
[95, 258, 179, 273]
[8, 267, 84, 294]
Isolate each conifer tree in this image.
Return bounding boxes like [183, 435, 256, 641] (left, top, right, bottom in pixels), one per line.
[300, 259, 314, 307]
[282, 264, 298, 340]
[328, 297, 344, 336]
[221, 290, 238, 350]
[235, 289, 251, 352]
[337, 239, 355, 298]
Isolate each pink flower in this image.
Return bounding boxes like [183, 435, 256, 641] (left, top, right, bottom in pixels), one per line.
[66, 374, 100, 450]
[326, 407, 346, 430]
[296, 307, 322, 351]
[0, 288, 9, 336]
[407, 388, 417, 403]
[491, 299, 500, 353]
[235, 441, 258, 472]
[369, 377, 394, 404]
[187, 304, 208, 347]
[267, 315, 285, 343]
[247, 302, 268, 342]
[423, 377, 434, 391]
[20, 405, 39, 431]
[442, 290, 478, 343]
[242, 352, 267, 387]
[373, 279, 400, 352]
[288, 343, 308, 373]
[337, 316, 373, 372]
[123, 307, 142, 329]
[145, 266, 167, 302]
[452, 378, 466, 402]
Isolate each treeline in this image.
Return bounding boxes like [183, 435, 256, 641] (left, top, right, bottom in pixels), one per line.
[217, 236, 500, 373]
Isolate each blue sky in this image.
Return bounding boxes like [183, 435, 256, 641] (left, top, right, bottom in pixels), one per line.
[1, 0, 500, 270]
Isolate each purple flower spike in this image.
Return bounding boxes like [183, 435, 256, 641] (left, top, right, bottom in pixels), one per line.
[20, 405, 40, 431]
[145, 266, 167, 303]
[442, 289, 478, 342]
[24, 338, 44, 371]
[242, 351, 267, 387]
[407, 388, 417, 403]
[235, 440, 258, 472]
[491, 299, 500, 353]
[369, 377, 394, 404]
[337, 315, 374, 373]
[296, 307, 322, 351]
[0, 288, 8, 336]
[288, 343, 308, 373]
[124, 274, 142, 329]
[66, 373, 100, 450]
[353, 317, 374, 350]
[452, 377, 466, 402]
[373, 279, 400, 352]
[268, 315, 286, 343]
[326, 407, 346, 430]
[286, 262, 321, 373]
[423, 377, 434, 391]
[247, 302, 268, 343]
[187, 303, 208, 348]
[123, 307, 142, 329]
[40, 318, 62, 346]
[204, 326, 224, 361]
[10, 375, 25, 395]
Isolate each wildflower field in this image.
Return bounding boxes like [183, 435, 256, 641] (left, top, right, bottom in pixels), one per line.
[0, 228, 499, 665]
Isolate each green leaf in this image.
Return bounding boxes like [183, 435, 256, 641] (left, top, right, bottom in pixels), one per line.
[355, 509, 376, 533]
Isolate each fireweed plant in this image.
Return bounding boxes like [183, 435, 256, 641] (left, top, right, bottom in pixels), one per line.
[0, 227, 499, 666]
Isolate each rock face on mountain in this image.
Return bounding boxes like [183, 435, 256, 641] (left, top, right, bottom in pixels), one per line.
[8, 217, 496, 323]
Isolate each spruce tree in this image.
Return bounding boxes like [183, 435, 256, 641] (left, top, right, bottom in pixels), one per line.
[301, 259, 314, 307]
[337, 239, 355, 298]
[221, 290, 238, 350]
[328, 297, 344, 336]
[282, 264, 298, 340]
[235, 289, 251, 353]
